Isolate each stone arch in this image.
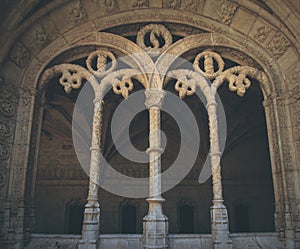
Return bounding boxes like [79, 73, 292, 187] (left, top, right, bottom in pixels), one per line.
[153, 31, 289, 244]
[0, 2, 299, 248]
[1, 4, 297, 99]
[156, 33, 275, 97]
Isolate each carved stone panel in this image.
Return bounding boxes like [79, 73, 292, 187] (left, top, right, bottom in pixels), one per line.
[162, 0, 202, 12]
[0, 143, 10, 162]
[0, 79, 18, 203]
[0, 97, 15, 117]
[267, 32, 291, 60]
[9, 42, 31, 68]
[104, 0, 120, 13]
[182, 0, 200, 12]
[33, 24, 50, 48]
[253, 25, 273, 44]
[0, 119, 14, 142]
[66, 0, 87, 23]
[250, 21, 290, 60]
[217, 0, 238, 25]
[131, 0, 149, 8]
[162, 0, 181, 9]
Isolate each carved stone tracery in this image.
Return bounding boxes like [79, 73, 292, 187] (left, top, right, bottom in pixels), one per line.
[38, 24, 270, 249]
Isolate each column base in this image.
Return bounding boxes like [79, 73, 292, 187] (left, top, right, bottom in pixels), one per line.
[79, 202, 100, 249]
[210, 202, 232, 249]
[78, 239, 98, 249]
[143, 198, 169, 249]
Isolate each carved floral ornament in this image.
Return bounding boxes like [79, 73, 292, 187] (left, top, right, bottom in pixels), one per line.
[41, 24, 268, 104]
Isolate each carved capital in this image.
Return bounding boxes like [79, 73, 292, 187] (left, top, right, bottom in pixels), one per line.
[145, 90, 166, 109]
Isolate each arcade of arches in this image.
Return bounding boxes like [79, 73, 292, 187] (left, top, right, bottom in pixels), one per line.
[0, 1, 300, 249]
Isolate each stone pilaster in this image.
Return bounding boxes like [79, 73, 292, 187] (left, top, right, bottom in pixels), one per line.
[0, 79, 18, 246]
[79, 96, 103, 249]
[143, 89, 168, 249]
[207, 101, 232, 249]
[263, 89, 300, 249]
[263, 95, 287, 242]
[288, 90, 300, 249]
[2, 85, 39, 249]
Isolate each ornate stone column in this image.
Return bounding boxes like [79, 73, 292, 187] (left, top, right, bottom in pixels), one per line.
[143, 89, 168, 249]
[79, 94, 103, 249]
[207, 99, 232, 249]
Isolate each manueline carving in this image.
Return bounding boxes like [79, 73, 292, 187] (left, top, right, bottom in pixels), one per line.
[132, 0, 149, 8]
[217, 0, 238, 25]
[267, 32, 291, 59]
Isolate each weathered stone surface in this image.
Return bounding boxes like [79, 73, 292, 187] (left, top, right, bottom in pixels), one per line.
[0, 1, 300, 249]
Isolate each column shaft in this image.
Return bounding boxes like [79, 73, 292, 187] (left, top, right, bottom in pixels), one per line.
[79, 98, 103, 249]
[207, 102, 232, 249]
[143, 90, 168, 249]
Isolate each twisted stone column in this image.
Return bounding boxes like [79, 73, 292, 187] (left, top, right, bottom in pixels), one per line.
[207, 100, 232, 249]
[143, 89, 168, 249]
[79, 95, 103, 249]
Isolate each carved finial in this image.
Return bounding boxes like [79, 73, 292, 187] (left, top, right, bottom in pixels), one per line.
[137, 24, 173, 56]
[193, 50, 225, 80]
[86, 50, 117, 78]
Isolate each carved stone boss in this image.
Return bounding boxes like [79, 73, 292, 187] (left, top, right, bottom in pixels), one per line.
[41, 24, 268, 249]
